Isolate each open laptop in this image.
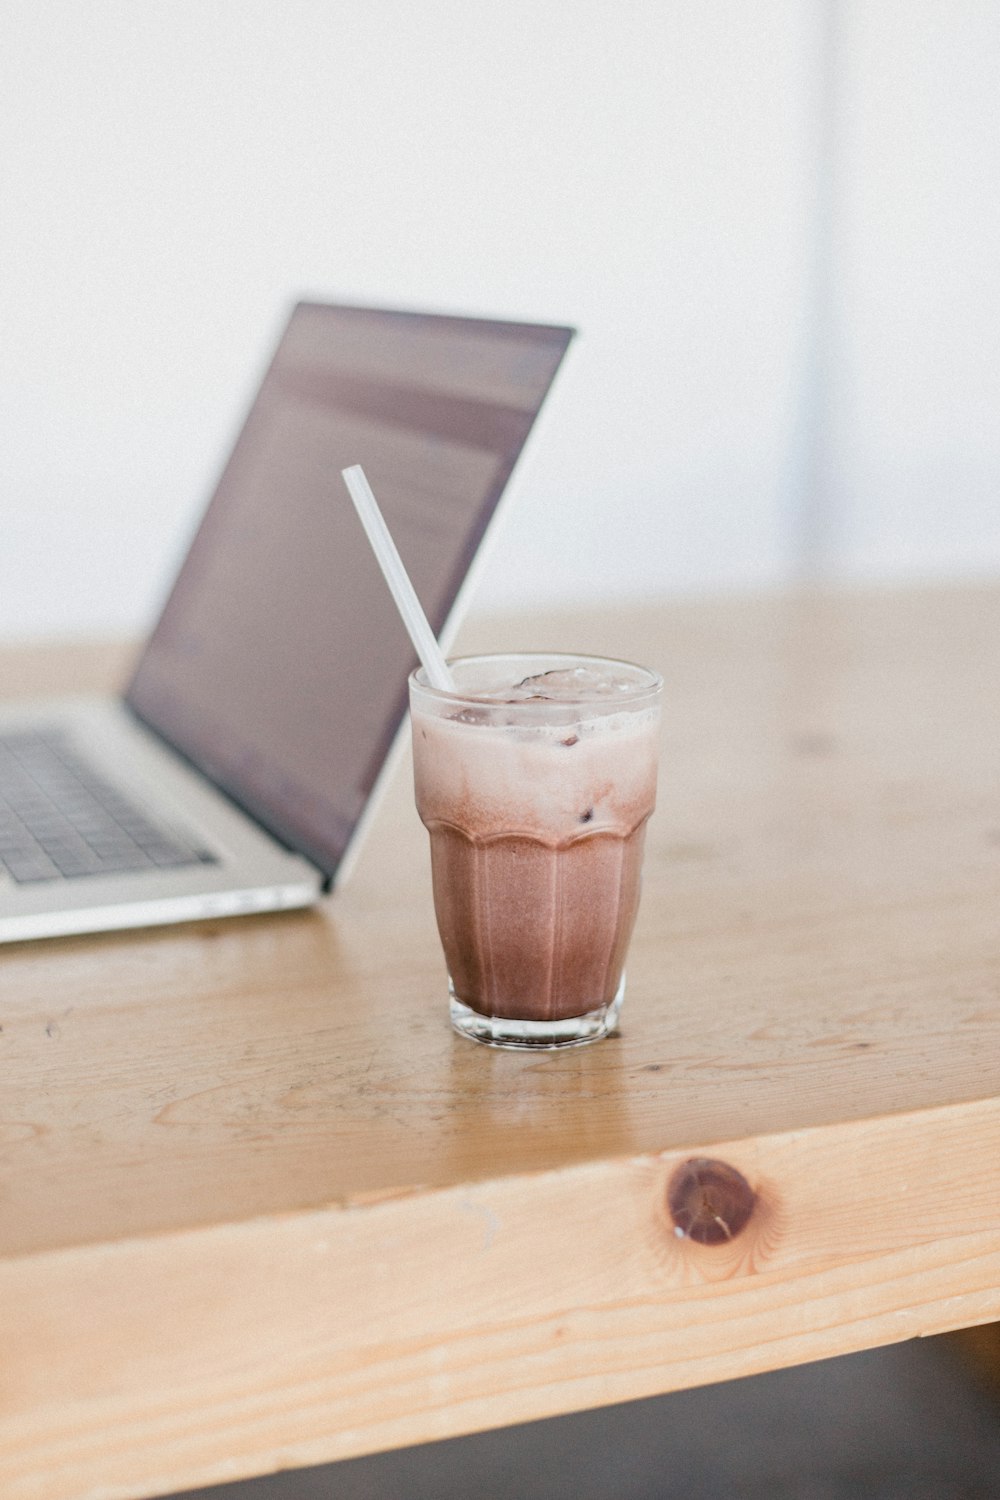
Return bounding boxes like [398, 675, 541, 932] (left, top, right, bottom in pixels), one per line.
[0, 301, 574, 942]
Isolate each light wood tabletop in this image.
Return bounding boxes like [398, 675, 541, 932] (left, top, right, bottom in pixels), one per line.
[3, 582, 1000, 1500]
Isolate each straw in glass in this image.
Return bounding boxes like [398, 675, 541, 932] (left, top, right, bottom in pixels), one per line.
[341, 464, 455, 692]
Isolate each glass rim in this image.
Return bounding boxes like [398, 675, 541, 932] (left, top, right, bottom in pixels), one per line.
[409, 650, 663, 709]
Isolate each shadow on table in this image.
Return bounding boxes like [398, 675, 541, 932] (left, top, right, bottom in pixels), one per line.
[168, 1333, 1000, 1500]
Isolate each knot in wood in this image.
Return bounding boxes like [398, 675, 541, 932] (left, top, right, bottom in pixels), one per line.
[667, 1157, 755, 1245]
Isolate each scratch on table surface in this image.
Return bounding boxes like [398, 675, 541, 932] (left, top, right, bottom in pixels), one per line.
[458, 1197, 502, 1251]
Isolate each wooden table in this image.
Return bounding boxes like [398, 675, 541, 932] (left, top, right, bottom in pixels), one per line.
[3, 583, 1000, 1500]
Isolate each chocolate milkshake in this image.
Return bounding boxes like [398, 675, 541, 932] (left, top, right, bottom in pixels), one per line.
[410, 654, 662, 1048]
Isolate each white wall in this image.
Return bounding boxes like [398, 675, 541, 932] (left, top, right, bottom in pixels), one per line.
[832, 1, 1000, 578]
[0, 1, 997, 641]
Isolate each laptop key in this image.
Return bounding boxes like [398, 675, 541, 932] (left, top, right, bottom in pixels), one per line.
[3, 854, 61, 884]
[49, 848, 108, 877]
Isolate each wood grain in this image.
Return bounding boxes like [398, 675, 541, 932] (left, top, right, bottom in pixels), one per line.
[2, 582, 1000, 1499]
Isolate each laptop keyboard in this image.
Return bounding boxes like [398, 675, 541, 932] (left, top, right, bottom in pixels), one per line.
[0, 729, 218, 885]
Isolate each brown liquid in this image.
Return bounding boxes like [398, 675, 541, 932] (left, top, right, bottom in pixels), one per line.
[425, 820, 650, 1021]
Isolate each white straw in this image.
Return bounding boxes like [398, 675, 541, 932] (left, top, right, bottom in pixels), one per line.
[341, 464, 456, 692]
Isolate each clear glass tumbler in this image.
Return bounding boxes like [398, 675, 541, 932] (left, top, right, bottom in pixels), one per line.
[409, 652, 662, 1048]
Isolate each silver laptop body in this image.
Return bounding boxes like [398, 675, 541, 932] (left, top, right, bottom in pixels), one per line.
[0, 302, 574, 943]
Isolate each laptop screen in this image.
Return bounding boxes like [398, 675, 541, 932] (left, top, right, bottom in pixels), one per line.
[125, 302, 574, 881]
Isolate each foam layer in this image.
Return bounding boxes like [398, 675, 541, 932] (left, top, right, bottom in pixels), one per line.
[412, 702, 660, 845]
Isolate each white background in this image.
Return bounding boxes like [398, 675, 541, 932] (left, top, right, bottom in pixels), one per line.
[1, 0, 998, 640]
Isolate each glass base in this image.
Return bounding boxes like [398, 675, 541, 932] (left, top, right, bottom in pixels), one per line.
[449, 976, 625, 1050]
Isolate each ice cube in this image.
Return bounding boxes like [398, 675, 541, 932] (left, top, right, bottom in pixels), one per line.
[510, 667, 633, 701]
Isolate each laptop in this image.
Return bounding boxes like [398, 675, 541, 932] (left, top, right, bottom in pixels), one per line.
[0, 301, 574, 942]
